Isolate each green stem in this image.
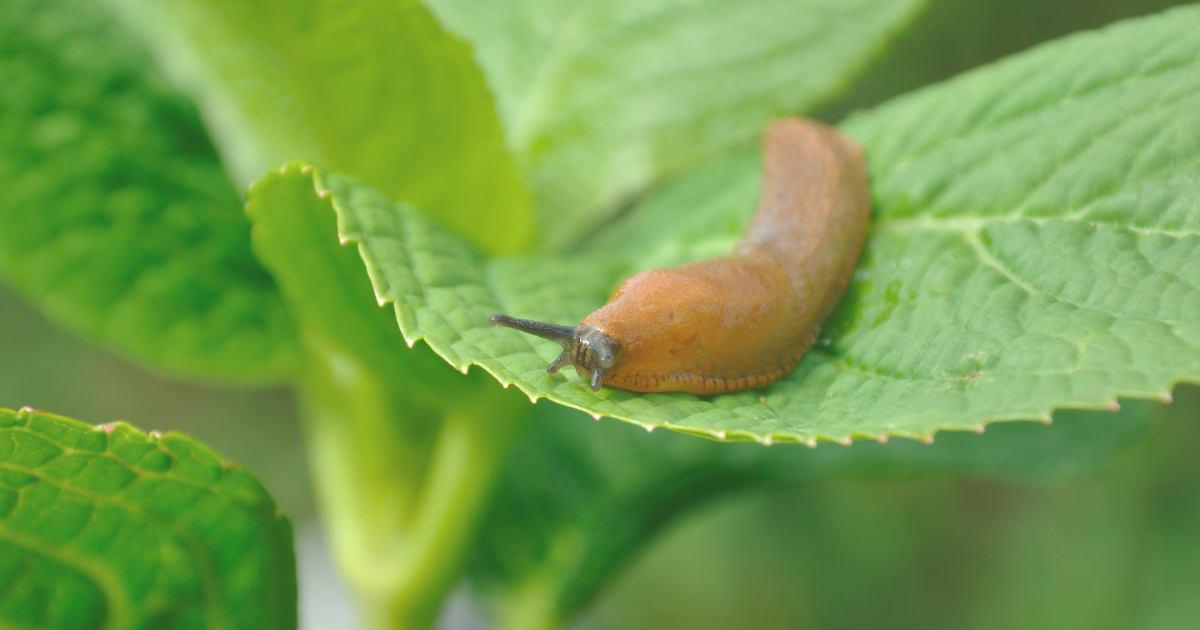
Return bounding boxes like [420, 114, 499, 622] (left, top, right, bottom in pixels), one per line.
[246, 166, 530, 629]
[303, 343, 525, 630]
[495, 577, 561, 630]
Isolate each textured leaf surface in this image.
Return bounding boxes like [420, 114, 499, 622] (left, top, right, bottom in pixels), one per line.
[0, 0, 299, 380]
[0, 407, 296, 629]
[103, 0, 531, 255]
[311, 6, 1200, 444]
[468, 399, 1158, 625]
[424, 0, 928, 249]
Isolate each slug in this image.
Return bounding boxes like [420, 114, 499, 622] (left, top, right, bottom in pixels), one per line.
[491, 117, 870, 394]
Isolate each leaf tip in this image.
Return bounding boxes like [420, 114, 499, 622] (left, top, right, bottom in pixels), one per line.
[874, 434, 889, 444]
[592, 413, 602, 421]
[761, 436, 773, 446]
[18, 406, 47, 416]
[973, 424, 987, 433]
[1040, 415, 1053, 425]
[804, 438, 818, 448]
[149, 430, 164, 440]
[1160, 392, 1174, 404]
[837, 436, 852, 447]
[921, 434, 935, 445]
[645, 425, 655, 433]
[1107, 401, 1121, 412]
[715, 430, 727, 440]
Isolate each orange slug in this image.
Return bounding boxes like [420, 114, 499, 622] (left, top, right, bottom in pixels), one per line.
[491, 117, 870, 394]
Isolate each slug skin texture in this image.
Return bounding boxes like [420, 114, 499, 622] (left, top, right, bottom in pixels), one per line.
[492, 117, 871, 394]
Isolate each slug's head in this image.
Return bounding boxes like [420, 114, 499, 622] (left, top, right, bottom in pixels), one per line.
[489, 314, 622, 392]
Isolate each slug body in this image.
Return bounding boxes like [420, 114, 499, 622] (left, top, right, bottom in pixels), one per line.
[491, 117, 870, 394]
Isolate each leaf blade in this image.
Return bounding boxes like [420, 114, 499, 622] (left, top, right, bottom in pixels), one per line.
[0, 407, 296, 630]
[0, 0, 301, 381]
[103, 0, 533, 255]
[424, 0, 929, 249]
[319, 5, 1200, 443]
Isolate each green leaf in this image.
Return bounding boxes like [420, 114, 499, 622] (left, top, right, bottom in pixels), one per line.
[312, 5, 1200, 444]
[0, 406, 296, 629]
[0, 0, 300, 381]
[245, 164, 532, 628]
[102, 0, 532, 255]
[468, 399, 1159, 627]
[422, 0, 929, 249]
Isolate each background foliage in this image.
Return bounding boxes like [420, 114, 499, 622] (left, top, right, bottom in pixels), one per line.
[1, 0, 1198, 628]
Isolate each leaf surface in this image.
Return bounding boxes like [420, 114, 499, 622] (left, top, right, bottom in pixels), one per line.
[316, 6, 1200, 443]
[0, 407, 296, 629]
[102, 0, 532, 254]
[0, 0, 299, 380]
[423, 0, 928, 249]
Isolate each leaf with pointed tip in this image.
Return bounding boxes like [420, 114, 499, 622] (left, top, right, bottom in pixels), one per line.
[101, 0, 531, 255]
[0, 406, 296, 629]
[307, 5, 1200, 444]
[0, 0, 300, 381]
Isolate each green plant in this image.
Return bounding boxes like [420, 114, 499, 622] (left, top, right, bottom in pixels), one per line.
[2, 0, 1198, 628]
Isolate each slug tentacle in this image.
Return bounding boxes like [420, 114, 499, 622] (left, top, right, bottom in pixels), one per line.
[489, 313, 622, 392]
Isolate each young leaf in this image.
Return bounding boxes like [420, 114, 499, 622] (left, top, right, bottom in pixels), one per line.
[311, 5, 1200, 444]
[101, 0, 532, 255]
[423, 0, 929, 249]
[0, 406, 296, 629]
[468, 399, 1158, 627]
[0, 0, 300, 381]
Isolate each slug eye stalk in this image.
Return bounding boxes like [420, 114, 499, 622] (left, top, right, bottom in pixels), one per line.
[489, 314, 621, 392]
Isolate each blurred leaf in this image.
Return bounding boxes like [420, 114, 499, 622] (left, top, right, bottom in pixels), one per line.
[315, 6, 1200, 443]
[245, 164, 532, 628]
[102, 0, 532, 255]
[467, 399, 1159, 626]
[0, 0, 300, 381]
[0, 406, 296, 629]
[424, 0, 929, 249]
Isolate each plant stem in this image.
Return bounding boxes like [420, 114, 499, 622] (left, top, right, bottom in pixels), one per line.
[246, 168, 531, 629]
[303, 347, 526, 630]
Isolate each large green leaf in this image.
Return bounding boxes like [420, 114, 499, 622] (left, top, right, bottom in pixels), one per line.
[467, 399, 1159, 628]
[0, 0, 299, 381]
[102, 0, 532, 255]
[0, 406, 295, 629]
[310, 5, 1200, 444]
[423, 0, 928, 249]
